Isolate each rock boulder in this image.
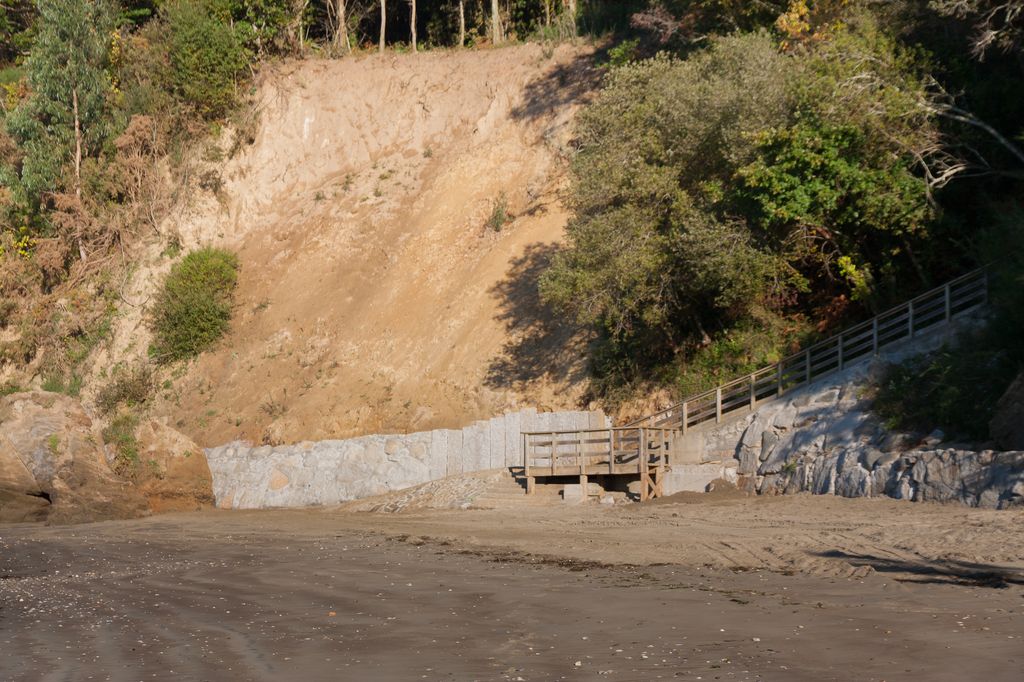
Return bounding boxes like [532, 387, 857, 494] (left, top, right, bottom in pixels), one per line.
[132, 419, 215, 512]
[0, 392, 148, 524]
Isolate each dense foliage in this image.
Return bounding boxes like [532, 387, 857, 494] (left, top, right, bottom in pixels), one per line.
[540, 1, 1024, 402]
[149, 247, 239, 363]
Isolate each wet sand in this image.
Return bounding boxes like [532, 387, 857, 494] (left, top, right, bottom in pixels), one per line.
[2, 497, 1023, 681]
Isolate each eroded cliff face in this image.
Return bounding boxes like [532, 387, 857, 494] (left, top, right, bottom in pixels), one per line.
[0, 392, 212, 524]
[94, 45, 600, 449]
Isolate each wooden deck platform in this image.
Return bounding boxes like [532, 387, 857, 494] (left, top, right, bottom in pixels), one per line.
[523, 427, 673, 501]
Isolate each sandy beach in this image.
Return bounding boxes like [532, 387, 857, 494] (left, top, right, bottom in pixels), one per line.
[2, 494, 1022, 681]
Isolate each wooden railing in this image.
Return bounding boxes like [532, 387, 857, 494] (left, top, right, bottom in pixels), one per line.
[632, 268, 988, 433]
[522, 427, 672, 478]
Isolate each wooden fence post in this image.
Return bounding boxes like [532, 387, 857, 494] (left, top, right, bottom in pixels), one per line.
[715, 388, 722, 423]
[681, 402, 688, 435]
[837, 334, 844, 371]
[944, 282, 952, 322]
[640, 429, 649, 501]
[550, 432, 555, 477]
[608, 429, 614, 475]
[908, 300, 915, 338]
[749, 373, 756, 410]
[872, 318, 879, 355]
[805, 348, 812, 384]
[776, 363, 783, 397]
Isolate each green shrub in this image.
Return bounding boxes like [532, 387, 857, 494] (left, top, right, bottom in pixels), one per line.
[149, 247, 239, 363]
[606, 39, 640, 67]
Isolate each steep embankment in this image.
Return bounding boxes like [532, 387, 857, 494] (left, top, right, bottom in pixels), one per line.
[103, 45, 599, 447]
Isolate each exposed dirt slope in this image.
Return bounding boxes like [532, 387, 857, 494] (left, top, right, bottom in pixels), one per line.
[109, 45, 600, 447]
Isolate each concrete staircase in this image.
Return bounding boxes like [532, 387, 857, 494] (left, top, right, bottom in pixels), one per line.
[469, 468, 563, 508]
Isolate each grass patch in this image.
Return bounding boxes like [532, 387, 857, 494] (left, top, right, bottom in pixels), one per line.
[150, 247, 239, 363]
[0, 382, 22, 397]
[588, 309, 811, 408]
[672, 313, 811, 397]
[41, 373, 84, 397]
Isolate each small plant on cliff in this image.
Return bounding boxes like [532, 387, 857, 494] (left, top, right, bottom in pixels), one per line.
[150, 247, 239, 363]
[102, 412, 141, 476]
[96, 363, 155, 415]
[486, 192, 511, 232]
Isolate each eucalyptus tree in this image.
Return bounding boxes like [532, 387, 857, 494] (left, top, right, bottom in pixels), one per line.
[5, 0, 115, 257]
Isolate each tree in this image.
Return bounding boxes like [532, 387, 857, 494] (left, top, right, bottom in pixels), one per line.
[334, 0, 351, 52]
[932, 0, 1024, 60]
[541, 35, 795, 346]
[491, 0, 502, 43]
[409, 0, 417, 51]
[5, 0, 115, 246]
[458, 0, 465, 46]
[380, 0, 386, 52]
[541, 17, 948, 394]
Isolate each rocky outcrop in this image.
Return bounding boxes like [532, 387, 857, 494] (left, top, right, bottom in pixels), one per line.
[0, 392, 214, 524]
[0, 392, 148, 524]
[720, 364, 1024, 509]
[749, 445, 1023, 509]
[132, 419, 215, 513]
[991, 372, 1024, 450]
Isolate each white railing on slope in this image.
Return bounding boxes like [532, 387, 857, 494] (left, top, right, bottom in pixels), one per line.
[631, 268, 988, 434]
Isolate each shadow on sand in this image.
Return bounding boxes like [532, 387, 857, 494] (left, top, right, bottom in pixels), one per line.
[817, 549, 1024, 588]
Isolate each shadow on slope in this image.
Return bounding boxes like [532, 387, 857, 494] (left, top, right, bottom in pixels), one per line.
[486, 242, 591, 394]
[510, 49, 602, 126]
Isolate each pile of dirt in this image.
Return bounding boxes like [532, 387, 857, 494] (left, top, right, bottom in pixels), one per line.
[338, 469, 503, 513]
[101, 44, 601, 448]
[648, 478, 751, 505]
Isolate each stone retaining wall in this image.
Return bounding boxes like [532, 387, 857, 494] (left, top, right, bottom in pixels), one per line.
[206, 409, 609, 509]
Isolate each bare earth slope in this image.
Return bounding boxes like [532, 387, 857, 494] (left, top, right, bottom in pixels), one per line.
[113, 46, 598, 447]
